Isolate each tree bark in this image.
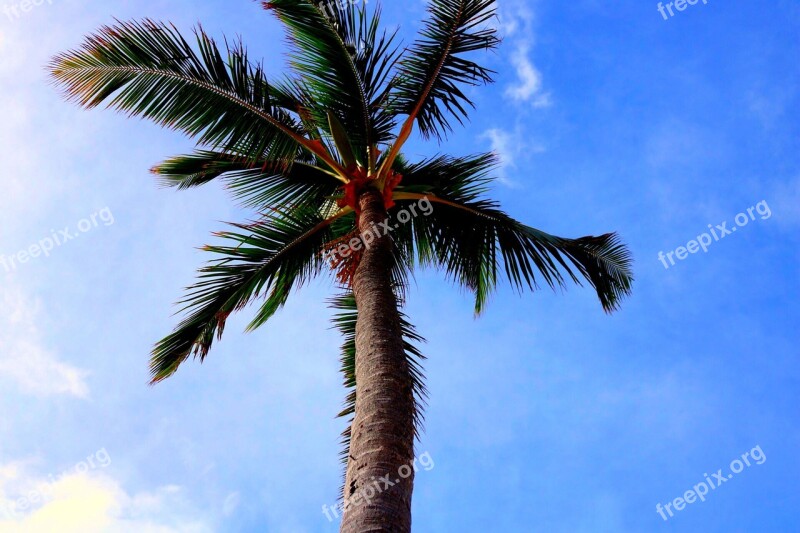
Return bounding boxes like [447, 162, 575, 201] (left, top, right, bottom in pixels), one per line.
[340, 188, 416, 533]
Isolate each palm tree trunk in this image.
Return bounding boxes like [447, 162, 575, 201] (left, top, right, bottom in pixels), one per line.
[340, 188, 415, 533]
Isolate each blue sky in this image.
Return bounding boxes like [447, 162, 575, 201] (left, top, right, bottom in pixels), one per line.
[0, 0, 798, 531]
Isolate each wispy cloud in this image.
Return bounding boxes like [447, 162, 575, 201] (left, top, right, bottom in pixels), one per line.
[499, 2, 552, 108]
[506, 44, 552, 108]
[0, 285, 89, 398]
[481, 127, 545, 187]
[222, 492, 241, 517]
[482, 128, 520, 169]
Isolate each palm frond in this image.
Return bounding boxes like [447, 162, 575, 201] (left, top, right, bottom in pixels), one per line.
[394, 152, 496, 201]
[390, 154, 633, 313]
[49, 19, 331, 165]
[389, 0, 499, 141]
[406, 196, 632, 313]
[149, 207, 347, 383]
[152, 150, 341, 209]
[152, 150, 258, 189]
[263, 0, 400, 164]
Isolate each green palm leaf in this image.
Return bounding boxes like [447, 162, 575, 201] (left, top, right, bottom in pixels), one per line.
[149, 206, 348, 383]
[390, 0, 500, 140]
[390, 155, 634, 313]
[152, 150, 341, 209]
[262, 0, 400, 166]
[49, 19, 325, 165]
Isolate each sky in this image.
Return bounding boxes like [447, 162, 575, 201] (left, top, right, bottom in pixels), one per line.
[0, 0, 798, 531]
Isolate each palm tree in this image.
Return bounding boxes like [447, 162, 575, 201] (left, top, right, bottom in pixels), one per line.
[49, 0, 633, 531]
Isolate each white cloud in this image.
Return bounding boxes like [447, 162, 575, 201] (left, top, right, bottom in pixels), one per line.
[506, 44, 552, 108]
[499, 2, 552, 107]
[0, 285, 89, 398]
[0, 467, 212, 533]
[497, 0, 533, 37]
[481, 127, 545, 187]
[482, 128, 519, 169]
[221, 492, 240, 517]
